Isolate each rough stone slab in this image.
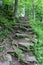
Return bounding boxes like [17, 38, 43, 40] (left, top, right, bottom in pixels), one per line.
[0, 54, 12, 65]
[0, 61, 9, 65]
[24, 54, 37, 62]
[15, 33, 29, 38]
[13, 61, 20, 65]
[14, 23, 31, 27]
[34, 64, 37, 65]
[25, 38, 30, 42]
[27, 28, 32, 31]
[18, 42, 34, 47]
[0, 61, 12, 65]
[31, 38, 38, 43]
[7, 48, 14, 53]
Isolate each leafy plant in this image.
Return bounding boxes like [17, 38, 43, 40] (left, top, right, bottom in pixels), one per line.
[14, 48, 27, 63]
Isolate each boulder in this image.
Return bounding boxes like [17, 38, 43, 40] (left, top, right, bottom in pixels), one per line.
[0, 54, 12, 65]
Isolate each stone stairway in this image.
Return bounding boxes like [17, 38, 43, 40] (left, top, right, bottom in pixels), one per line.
[10, 17, 37, 65]
[14, 17, 33, 33]
[0, 17, 37, 65]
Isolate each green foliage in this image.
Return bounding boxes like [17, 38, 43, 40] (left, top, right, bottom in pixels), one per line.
[2, 0, 15, 19]
[28, 20, 43, 64]
[14, 48, 27, 63]
[0, 39, 7, 51]
[3, 0, 14, 5]
[0, 29, 10, 40]
[17, 0, 25, 17]
[29, 19, 43, 64]
[0, 14, 16, 40]
[0, 0, 43, 64]
[25, 0, 43, 64]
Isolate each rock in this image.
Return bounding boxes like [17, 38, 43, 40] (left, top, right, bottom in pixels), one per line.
[0, 61, 9, 65]
[7, 48, 14, 53]
[31, 38, 38, 43]
[15, 33, 28, 38]
[24, 54, 37, 63]
[2, 54, 12, 65]
[18, 42, 34, 47]
[25, 38, 30, 41]
[5, 54, 12, 61]
[18, 42, 34, 51]
[0, 54, 12, 65]
[13, 61, 20, 65]
[27, 28, 32, 31]
[34, 64, 37, 65]
[14, 23, 31, 27]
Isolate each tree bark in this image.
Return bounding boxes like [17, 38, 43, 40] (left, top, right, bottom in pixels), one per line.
[32, 0, 36, 21]
[14, 0, 18, 17]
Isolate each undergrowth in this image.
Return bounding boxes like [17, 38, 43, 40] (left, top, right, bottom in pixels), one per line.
[0, 14, 16, 40]
[29, 19, 43, 65]
[14, 48, 27, 63]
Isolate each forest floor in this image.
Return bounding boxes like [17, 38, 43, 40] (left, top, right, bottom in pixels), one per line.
[0, 17, 38, 65]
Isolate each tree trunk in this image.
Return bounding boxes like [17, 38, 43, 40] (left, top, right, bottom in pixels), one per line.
[32, 0, 36, 21]
[14, 0, 18, 17]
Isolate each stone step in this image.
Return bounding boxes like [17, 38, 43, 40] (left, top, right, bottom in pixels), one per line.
[18, 17, 28, 21]
[25, 38, 37, 43]
[15, 21, 28, 23]
[15, 33, 29, 38]
[12, 52, 37, 64]
[18, 42, 34, 48]
[15, 32, 35, 39]
[30, 38, 38, 43]
[14, 25, 32, 31]
[18, 42, 34, 51]
[7, 48, 14, 53]
[0, 61, 10, 65]
[14, 23, 31, 27]
[12, 60, 37, 65]
[12, 48, 37, 63]
[24, 53, 37, 63]
[12, 61, 20, 65]
[0, 54, 12, 65]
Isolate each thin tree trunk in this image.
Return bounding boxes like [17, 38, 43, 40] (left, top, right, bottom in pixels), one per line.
[42, 4, 43, 23]
[32, 0, 36, 21]
[14, 0, 18, 17]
